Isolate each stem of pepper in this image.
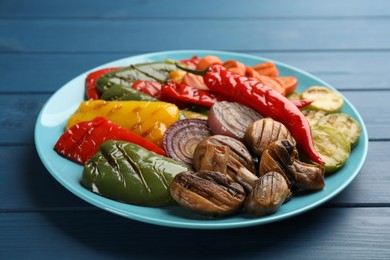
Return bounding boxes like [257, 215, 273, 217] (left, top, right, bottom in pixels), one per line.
[175, 62, 208, 76]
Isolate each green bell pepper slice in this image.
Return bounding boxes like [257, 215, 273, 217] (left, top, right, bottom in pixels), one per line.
[81, 140, 191, 206]
[100, 84, 157, 101]
[96, 61, 178, 100]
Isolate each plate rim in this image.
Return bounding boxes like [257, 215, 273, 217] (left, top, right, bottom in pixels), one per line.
[34, 49, 369, 229]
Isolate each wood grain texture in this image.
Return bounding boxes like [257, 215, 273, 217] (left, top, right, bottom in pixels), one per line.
[2, 51, 390, 92]
[1, 18, 390, 53]
[0, 94, 48, 145]
[1, 208, 389, 259]
[341, 91, 390, 140]
[1, 0, 390, 18]
[1, 1, 389, 258]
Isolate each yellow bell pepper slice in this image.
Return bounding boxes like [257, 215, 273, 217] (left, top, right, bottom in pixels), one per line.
[66, 100, 179, 147]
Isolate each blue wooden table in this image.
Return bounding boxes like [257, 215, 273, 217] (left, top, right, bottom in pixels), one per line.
[1, 0, 390, 258]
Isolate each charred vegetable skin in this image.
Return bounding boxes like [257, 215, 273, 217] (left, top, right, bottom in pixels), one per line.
[96, 62, 178, 101]
[193, 135, 258, 192]
[161, 80, 228, 107]
[97, 62, 177, 92]
[259, 139, 325, 190]
[197, 64, 324, 165]
[170, 170, 246, 217]
[86, 67, 121, 100]
[82, 140, 191, 206]
[54, 117, 165, 165]
[66, 100, 179, 147]
[245, 171, 290, 216]
[245, 118, 295, 158]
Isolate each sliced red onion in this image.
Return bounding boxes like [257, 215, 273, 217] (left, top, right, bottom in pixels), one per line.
[208, 101, 263, 142]
[163, 119, 212, 167]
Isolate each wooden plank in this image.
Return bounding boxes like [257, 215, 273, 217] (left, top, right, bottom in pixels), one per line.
[329, 141, 390, 205]
[0, 145, 91, 210]
[1, 208, 389, 258]
[0, 94, 49, 145]
[1, 0, 390, 18]
[0, 141, 387, 211]
[1, 51, 390, 92]
[342, 91, 390, 140]
[0, 53, 127, 93]
[1, 18, 390, 53]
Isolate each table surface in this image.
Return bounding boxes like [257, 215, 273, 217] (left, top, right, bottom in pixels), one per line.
[1, 0, 390, 259]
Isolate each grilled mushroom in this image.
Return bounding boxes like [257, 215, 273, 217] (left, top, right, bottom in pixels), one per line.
[259, 139, 325, 191]
[169, 170, 246, 217]
[245, 171, 290, 216]
[193, 135, 258, 192]
[196, 142, 230, 175]
[245, 118, 296, 158]
[291, 160, 325, 190]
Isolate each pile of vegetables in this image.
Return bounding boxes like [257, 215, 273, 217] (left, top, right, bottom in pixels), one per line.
[54, 55, 361, 217]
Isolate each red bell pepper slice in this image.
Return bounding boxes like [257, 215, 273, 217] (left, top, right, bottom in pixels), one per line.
[54, 116, 166, 165]
[85, 67, 121, 100]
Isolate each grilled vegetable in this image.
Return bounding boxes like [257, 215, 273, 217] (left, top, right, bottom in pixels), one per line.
[318, 113, 361, 147]
[208, 101, 263, 142]
[193, 135, 258, 192]
[259, 139, 325, 190]
[161, 80, 227, 107]
[170, 170, 246, 217]
[82, 140, 191, 206]
[301, 108, 327, 127]
[286, 92, 301, 101]
[312, 125, 351, 174]
[100, 84, 157, 101]
[134, 62, 178, 82]
[196, 55, 223, 70]
[290, 99, 314, 110]
[66, 100, 179, 147]
[96, 62, 177, 100]
[54, 117, 165, 165]
[252, 61, 279, 77]
[132, 80, 164, 99]
[196, 142, 230, 175]
[85, 67, 121, 100]
[302, 86, 344, 113]
[245, 171, 290, 216]
[245, 118, 295, 158]
[277, 76, 298, 95]
[180, 109, 208, 120]
[162, 119, 212, 167]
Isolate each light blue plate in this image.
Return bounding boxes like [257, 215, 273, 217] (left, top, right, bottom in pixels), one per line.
[35, 50, 368, 229]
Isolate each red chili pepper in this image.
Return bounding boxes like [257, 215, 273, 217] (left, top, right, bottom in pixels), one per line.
[202, 65, 324, 165]
[290, 99, 314, 109]
[54, 116, 166, 164]
[161, 80, 228, 107]
[132, 80, 163, 99]
[85, 67, 121, 100]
